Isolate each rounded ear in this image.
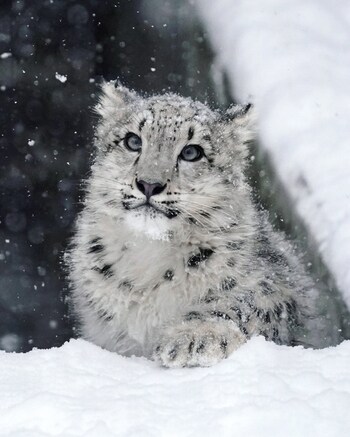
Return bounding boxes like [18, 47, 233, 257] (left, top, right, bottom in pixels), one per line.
[221, 103, 256, 144]
[223, 103, 252, 121]
[95, 80, 138, 119]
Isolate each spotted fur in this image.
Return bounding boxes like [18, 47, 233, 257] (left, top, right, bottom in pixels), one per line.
[66, 81, 328, 368]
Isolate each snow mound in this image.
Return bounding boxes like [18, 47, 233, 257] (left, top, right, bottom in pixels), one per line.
[196, 0, 350, 307]
[1, 338, 350, 436]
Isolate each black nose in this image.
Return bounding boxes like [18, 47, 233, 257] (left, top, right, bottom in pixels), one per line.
[136, 179, 167, 200]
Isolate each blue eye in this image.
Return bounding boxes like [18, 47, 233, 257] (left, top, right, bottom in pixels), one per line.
[124, 132, 142, 152]
[180, 145, 203, 162]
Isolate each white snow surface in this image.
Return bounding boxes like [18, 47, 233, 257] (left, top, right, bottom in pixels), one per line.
[1, 338, 350, 436]
[196, 0, 350, 307]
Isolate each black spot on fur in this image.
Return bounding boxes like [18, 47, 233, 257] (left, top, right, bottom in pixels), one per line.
[168, 347, 178, 360]
[227, 241, 244, 251]
[256, 308, 272, 324]
[259, 280, 275, 295]
[199, 211, 211, 219]
[93, 264, 113, 278]
[202, 134, 211, 142]
[204, 290, 219, 304]
[196, 341, 205, 353]
[220, 338, 228, 354]
[166, 208, 180, 219]
[286, 299, 298, 326]
[240, 326, 249, 336]
[122, 201, 130, 210]
[188, 126, 194, 141]
[289, 339, 300, 347]
[188, 217, 198, 225]
[164, 269, 174, 281]
[258, 246, 287, 265]
[272, 327, 280, 343]
[230, 306, 243, 320]
[119, 280, 132, 289]
[88, 242, 104, 254]
[98, 310, 113, 322]
[187, 248, 214, 267]
[89, 237, 101, 246]
[139, 118, 146, 131]
[100, 264, 113, 278]
[264, 312, 271, 323]
[221, 277, 236, 291]
[185, 311, 203, 321]
[210, 310, 232, 321]
[227, 258, 235, 267]
[274, 303, 283, 320]
[188, 340, 195, 354]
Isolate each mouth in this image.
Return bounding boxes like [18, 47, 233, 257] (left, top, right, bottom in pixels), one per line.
[122, 200, 179, 219]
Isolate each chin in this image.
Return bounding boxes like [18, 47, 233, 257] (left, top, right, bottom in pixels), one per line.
[124, 206, 172, 241]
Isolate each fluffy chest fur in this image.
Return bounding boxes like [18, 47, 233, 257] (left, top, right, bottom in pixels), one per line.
[71, 209, 252, 356]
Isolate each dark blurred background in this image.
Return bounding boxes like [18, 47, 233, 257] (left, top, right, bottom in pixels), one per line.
[0, 0, 217, 352]
[1, 0, 348, 352]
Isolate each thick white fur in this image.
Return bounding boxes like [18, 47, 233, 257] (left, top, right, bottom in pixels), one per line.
[66, 82, 329, 367]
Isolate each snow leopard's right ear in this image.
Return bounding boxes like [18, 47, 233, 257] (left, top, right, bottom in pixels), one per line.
[95, 80, 138, 119]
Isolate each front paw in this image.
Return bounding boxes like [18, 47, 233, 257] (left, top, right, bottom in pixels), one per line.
[153, 320, 246, 368]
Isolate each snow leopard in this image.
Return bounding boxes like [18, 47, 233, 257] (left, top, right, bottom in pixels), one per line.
[66, 81, 321, 368]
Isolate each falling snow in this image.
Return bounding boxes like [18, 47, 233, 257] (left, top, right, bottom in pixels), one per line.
[55, 72, 67, 83]
[0, 52, 12, 59]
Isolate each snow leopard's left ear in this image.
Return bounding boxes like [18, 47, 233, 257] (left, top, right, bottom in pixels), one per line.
[221, 103, 256, 144]
[95, 80, 138, 119]
[216, 103, 256, 165]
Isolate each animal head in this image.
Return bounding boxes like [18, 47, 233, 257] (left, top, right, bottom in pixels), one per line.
[89, 81, 255, 239]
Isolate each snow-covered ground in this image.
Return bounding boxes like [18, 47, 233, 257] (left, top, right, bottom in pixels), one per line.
[196, 0, 350, 308]
[0, 338, 349, 437]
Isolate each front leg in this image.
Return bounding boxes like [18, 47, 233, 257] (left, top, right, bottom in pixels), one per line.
[153, 311, 247, 368]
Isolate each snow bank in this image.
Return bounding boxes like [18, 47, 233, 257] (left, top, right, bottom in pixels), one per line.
[1, 338, 350, 436]
[196, 0, 350, 307]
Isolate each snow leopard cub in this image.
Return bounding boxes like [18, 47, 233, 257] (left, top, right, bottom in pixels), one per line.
[67, 81, 317, 367]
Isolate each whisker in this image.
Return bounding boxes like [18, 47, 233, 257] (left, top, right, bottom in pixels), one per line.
[179, 199, 234, 220]
[177, 205, 230, 235]
[176, 204, 209, 230]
